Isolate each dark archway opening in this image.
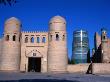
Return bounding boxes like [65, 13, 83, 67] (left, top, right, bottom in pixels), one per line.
[28, 57, 41, 72]
[13, 35, 16, 41]
[56, 34, 59, 41]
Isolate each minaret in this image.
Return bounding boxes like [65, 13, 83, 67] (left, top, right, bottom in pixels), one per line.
[0, 17, 21, 71]
[47, 16, 68, 73]
[101, 28, 109, 63]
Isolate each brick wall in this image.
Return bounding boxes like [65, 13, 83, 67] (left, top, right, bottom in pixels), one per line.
[67, 64, 90, 73]
[92, 63, 110, 74]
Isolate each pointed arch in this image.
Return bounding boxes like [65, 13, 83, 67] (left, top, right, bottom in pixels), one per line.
[6, 35, 9, 41]
[50, 35, 52, 41]
[13, 35, 16, 41]
[103, 36, 106, 40]
[37, 37, 40, 43]
[42, 37, 46, 43]
[26, 50, 43, 57]
[25, 37, 28, 43]
[31, 37, 34, 43]
[56, 34, 59, 41]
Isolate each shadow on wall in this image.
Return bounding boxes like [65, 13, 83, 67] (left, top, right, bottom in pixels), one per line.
[87, 49, 91, 63]
[86, 63, 92, 74]
[92, 44, 102, 63]
[0, 79, 80, 82]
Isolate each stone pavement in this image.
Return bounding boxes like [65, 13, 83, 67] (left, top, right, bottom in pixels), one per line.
[0, 72, 110, 82]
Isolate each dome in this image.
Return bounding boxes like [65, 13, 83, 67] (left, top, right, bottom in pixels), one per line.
[101, 27, 107, 32]
[49, 15, 66, 31]
[5, 17, 21, 25]
[4, 17, 21, 33]
[49, 15, 66, 24]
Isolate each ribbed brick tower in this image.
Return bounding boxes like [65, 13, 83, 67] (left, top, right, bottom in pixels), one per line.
[47, 16, 68, 73]
[0, 17, 21, 71]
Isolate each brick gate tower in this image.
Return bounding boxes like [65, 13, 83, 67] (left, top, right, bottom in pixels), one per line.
[0, 17, 21, 71]
[47, 16, 68, 73]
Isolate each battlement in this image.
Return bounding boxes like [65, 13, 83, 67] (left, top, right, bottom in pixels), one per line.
[21, 31, 48, 33]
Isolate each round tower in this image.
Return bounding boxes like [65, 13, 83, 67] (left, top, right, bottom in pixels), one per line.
[101, 28, 109, 63]
[0, 17, 21, 71]
[47, 16, 68, 73]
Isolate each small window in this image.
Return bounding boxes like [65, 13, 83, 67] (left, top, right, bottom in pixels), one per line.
[31, 37, 34, 43]
[37, 37, 40, 43]
[6, 35, 9, 41]
[25, 37, 28, 43]
[42, 37, 46, 43]
[50, 23, 52, 24]
[56, 34, 59, 41]
[33, 53, 36, 56]
[13, 35, 16, 41]
[63, 35, 65, 41]
[103, 36, 106, 39]
[50, 35, 52, 41]
[19, 37, 20, 42]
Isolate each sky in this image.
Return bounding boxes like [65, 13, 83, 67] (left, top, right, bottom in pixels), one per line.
[0, 0, 110, 59]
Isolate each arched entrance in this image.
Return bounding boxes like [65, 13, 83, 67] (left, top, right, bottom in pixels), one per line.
[26, 50, 43, 72]
[28, 57, 41, 72]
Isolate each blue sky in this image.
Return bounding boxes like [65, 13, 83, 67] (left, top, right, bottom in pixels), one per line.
[0, 0, 110, 58]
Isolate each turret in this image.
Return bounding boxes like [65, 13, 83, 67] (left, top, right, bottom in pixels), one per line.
[101, 28, 109, 63]
[0, 17, 21, 71]
[47, 16, 68, 73]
